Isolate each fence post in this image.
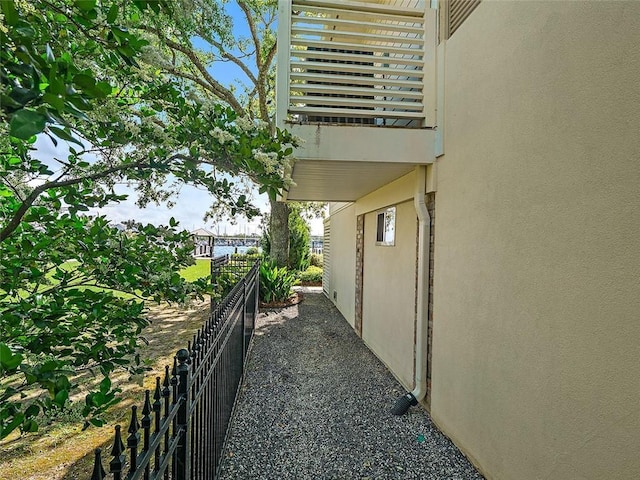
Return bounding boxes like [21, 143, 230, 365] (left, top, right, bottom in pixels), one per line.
[90, 448, 105, 480]
[175, 348, 191, 480]
[242, 277, 247, 365]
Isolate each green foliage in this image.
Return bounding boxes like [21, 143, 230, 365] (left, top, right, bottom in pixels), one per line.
[0, 0, 300, 439]
[298, 265, 323, 284]
[245, 246, 260, 256]
[0, 215, 207, 439]
[288, 204, 311, 271]
[310, 253, 323, 268]
[211, 271, 239, 303]
[230, 252, 262, 262]
[261, 203, 313, 271]
[259, 261, 298, 304]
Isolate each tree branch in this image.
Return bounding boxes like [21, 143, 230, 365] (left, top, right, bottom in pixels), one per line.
[204, 36, 258, 85]
[256, 39, 277, 123]
[238, 1, 262, 70]
[0, 160, 151, 242]
[138, 25, 245, 114]
[1, 178, 25, 202]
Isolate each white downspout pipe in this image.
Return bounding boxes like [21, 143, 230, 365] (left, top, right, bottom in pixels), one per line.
[412, 164, 430, 402]
[392, 165, 431, 414]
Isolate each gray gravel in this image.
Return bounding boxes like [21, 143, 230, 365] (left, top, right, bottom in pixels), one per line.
[218, 290, 484, 480]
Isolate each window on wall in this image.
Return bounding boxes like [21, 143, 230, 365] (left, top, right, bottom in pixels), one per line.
[376, 207, 396, 246]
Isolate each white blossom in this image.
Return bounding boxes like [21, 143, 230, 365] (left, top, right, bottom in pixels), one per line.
[234, 116, 254, 132]
[254, 119, 269, 130]
[123, 121, 140, 137]
[209, 126, 237, 145]
[251, 148, 280, 173]
[15, 0, 35, 14]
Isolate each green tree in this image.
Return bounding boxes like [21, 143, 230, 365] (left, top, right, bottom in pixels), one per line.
[260, 202, 314, 271]
[288, 203, 311, 271]
[0, 0, 297, 439]
[133, 0, 294, 266]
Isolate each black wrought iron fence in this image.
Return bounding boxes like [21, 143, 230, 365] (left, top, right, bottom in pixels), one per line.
[89, 258, 260, 480]
[210, 254, 260, 307]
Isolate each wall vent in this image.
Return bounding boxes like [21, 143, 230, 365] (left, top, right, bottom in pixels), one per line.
[447, 0, 481, 38]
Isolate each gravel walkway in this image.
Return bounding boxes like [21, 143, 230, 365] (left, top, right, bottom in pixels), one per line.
[218, 290, 484, 480]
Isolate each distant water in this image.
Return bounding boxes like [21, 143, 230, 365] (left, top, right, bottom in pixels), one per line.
[212, 245, 257, 257]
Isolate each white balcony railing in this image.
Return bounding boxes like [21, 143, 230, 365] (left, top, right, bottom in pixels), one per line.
[277, 0, 437, 129]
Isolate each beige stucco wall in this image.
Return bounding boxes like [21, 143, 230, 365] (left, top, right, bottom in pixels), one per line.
[431, 2, 640, 479]
[327, 202, 357, 327]
[362, 200, 417, 389]
[327, 174, 419, 388]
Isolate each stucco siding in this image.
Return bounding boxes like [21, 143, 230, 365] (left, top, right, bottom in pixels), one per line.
[327, 203, 357, 327]
[431, 2, 640, 479]
[362, 200, 417, 389]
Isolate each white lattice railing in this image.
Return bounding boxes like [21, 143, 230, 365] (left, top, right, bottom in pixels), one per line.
[277, 0, 436, 128]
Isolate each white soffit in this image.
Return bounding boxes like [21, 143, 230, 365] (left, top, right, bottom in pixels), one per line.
[285, 160, 416, 201]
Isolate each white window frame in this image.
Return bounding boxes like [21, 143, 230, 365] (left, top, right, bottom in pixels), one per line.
[375, 206, 396, 246]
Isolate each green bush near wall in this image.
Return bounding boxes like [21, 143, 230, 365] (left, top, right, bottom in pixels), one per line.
[298, 266, 322, 284]
[310, 253, 323, 267]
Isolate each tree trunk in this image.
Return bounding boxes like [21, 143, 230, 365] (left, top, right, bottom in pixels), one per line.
[269, 198, 290, 267]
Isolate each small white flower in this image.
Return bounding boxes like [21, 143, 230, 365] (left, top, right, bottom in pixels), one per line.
[255, 119, 269, 130]
[209, 126, 237, 145]
[235, 116, 254, 132]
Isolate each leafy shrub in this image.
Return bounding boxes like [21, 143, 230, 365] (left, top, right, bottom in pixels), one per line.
[245, 246, 260, 255]
[230, 252, 262, 262]
[298, 266, 322, 284]
[259, 261, 298, 303]
[310, 253, 323, 267]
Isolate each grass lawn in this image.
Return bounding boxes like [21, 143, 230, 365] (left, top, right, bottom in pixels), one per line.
[0, 261, 214, 480]
[178, 259, 211, 282]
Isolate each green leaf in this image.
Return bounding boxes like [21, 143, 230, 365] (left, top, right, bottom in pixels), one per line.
[14, 21, 36, 39]
[49, 76, 65, 95]
[73, 73, 95, 90]
[23, 419, 39, 433]
[45, 44, 55, 63]
[24, 404, 40, 418]
[48, 126, 84, 147]
[96, 81, 112, 96]
[1, 413, 24, 439]
[0, 343, 23, 373]
[89, 418, 105, 427]
[9, 109, 47, 139]
[53, 390, 69, 408]
[99, 376, 111, 394]
[107, 3, 119, 23]
[43, 93, 64, 111]
[74, 0, 97, 11]
[1, 0, 18, 26]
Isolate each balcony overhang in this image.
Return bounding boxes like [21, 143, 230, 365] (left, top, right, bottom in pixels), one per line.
[282, 122, 434, 201]
[276, 0, 437, 202]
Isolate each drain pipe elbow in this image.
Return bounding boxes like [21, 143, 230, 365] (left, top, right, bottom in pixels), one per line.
[392, 165, 431, 415]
